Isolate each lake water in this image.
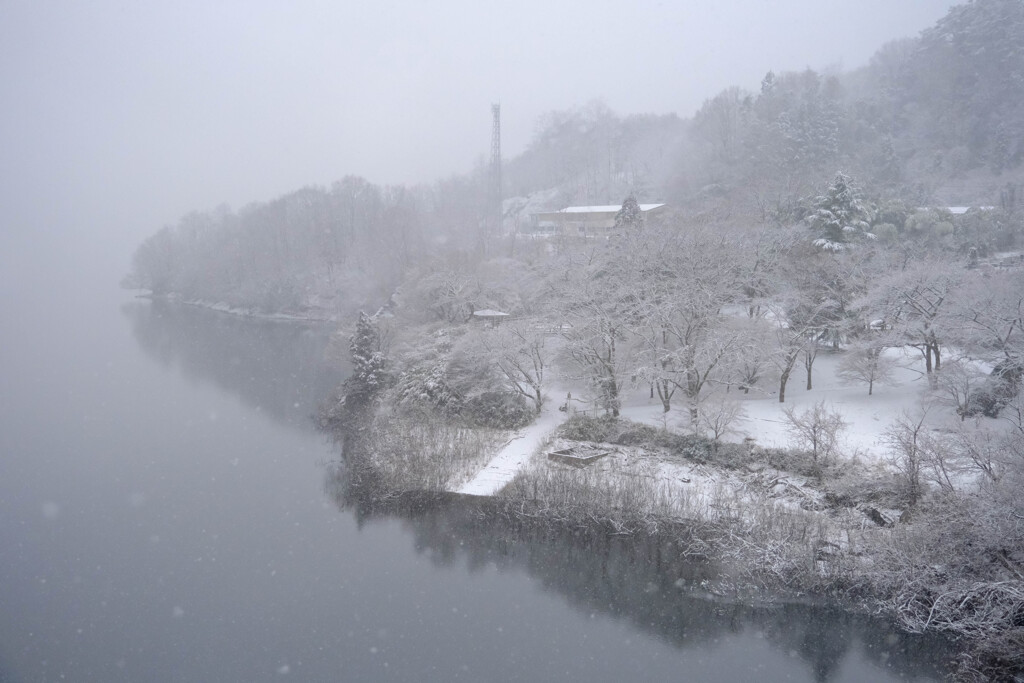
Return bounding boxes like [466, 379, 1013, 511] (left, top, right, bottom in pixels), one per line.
[0, 280, 953, 681]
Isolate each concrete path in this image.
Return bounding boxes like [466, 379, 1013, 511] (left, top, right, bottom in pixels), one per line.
[457, 400, 567, 497]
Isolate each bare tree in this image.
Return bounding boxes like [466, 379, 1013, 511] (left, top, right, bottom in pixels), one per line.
[836, 341, 897, 395]
[948, 419, 1003, 484]
[782, 400, 847, 470]
[936, 358, 985, 420]
[864, 259, 962, 388]
[768, 297, 830, 403]
[697, 395, 747, 451]
[952, 268, 1024, 368]
[884, 408, 933, 506]
[482, 323, 549, 414]
[802, 341, 820, 391]
[629, 225, 744, 418]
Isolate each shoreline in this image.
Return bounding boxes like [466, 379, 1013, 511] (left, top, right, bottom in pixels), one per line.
[131, 290, 342, 322]
[332, 408, 1019, 681]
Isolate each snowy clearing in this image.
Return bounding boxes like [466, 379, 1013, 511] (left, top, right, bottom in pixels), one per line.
[459, 346, 1000, 500]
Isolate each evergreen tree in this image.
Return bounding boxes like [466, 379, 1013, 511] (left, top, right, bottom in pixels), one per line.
[345, 312, 387, 410]
[806, 172, 873, 251]
[613, 194, 643, 231]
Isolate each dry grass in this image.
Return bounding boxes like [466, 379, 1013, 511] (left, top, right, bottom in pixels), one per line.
[498, 441, 844, 589]
[354, 410, 505, 492]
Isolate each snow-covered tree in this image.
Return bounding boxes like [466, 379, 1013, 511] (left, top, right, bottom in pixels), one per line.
[345, 312, 388, 410]
[565, 314, 626, 417]
[837, 341, 897, 395]
[768, 291, 834, 403]
[783, 400, 846, 469]
[629, 227, 745, 420]
[805, 172, 873, 251]
[613, 194, 643, 231]
[697, 395, 747, 450]
[557, 246, 632, 417]
[952, 269, 1024, 369]
[937, 358, 987, 420]
[863, 258, 962, 388]
[480, 322, 549, 414]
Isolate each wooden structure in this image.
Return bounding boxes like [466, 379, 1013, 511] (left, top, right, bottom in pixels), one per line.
[547, 446, 611, 467]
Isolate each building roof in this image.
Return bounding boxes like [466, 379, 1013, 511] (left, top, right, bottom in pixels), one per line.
[946, 206, 994, 214]
[554, 203, 665, 214]
[917, 206, 996, 215]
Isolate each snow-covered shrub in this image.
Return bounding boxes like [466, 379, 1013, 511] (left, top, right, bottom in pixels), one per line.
[964, 362, 1021, 418]
[558, 415, 619, 442]
[558, 416, 716, 462]
[462, 392, 533, 430]
[394, 360, 463, 416]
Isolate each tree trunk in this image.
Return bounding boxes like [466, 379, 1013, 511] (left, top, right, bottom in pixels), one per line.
[655, 380, 671, 413]
[778, 350, 799, 403]
[923, 345, 936, 389]
[804, 347, 817, 391]
[608, 376, 620, 417]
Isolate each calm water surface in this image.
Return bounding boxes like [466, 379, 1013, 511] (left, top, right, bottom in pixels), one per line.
[0, 278, 953, 681]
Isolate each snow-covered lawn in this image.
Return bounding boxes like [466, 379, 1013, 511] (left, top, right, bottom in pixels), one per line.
[617, 347, 960, 460]
[458, 346, 994, 504]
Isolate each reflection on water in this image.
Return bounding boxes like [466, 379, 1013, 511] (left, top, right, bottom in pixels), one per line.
[329, 484, 955, 682]
[122, 298, 346, 430]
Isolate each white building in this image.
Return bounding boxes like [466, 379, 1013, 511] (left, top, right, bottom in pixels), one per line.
[532, 203, 667, 237]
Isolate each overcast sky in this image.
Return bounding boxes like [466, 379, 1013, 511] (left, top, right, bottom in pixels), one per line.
[0, 0, 959, 279]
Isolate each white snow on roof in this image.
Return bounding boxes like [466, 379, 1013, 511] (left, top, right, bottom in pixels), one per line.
[472, 309, 509, 317]
[948, 206, 995, 214]
[558, 203, 665, 213]
[918, 206, 996, 215]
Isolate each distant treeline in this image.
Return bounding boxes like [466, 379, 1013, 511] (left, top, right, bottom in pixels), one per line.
[125, 0, 1024, 313]
[123, 176, 496, 317]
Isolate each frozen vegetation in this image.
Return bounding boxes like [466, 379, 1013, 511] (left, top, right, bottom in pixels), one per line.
[318, 200, 1024, 678]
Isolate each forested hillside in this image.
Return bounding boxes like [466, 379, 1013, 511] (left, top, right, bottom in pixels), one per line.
[678, 0, 1024, 219]
[125, 0, 1024, 317]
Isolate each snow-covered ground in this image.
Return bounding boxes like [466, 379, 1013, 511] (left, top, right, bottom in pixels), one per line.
[457, 346, 980, 499]
[457, 385, 572, 496]
[620, 347, 952, 460]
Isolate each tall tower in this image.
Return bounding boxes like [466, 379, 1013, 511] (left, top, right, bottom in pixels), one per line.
[490, 103, 502, 236]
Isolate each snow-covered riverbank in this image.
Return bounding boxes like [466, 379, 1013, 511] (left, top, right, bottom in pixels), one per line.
[133, 291, 343, 322]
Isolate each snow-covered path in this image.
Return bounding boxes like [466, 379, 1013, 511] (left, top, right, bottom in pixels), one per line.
[456, 399, 568, 496]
